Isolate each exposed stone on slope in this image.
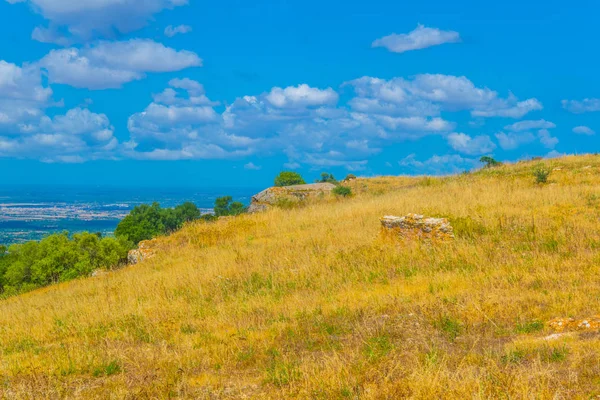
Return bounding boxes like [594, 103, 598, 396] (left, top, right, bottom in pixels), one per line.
[128, 239, 158, 265]
[548, 316, 600, 332]
[248, 183, 336, 213]
[381, 213, 454, 241]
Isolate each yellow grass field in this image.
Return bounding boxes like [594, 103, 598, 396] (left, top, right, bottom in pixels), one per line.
[1, 155, 600, 399]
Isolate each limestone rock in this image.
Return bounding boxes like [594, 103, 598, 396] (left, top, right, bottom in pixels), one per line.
[381, 213, 454, 241]
[127, 239, 158, 265]
[548, 316, 600, 332]
[248, 183, 336, 213]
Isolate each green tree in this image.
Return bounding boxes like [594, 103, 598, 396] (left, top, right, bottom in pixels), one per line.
[317, 172, 337, 184]
[214, 196, 247, 217]
[274, 171, 305, 187]
[0, 232, 129, 297]
[480, 156, 502, 168]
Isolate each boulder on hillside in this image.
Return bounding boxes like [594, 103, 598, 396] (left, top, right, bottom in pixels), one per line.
[127, 239, 158, 265]
[381, 214, 454, 242]
[248, 183, 336, 213]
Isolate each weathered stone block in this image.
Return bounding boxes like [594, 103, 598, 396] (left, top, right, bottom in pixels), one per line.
[381, 213, 454, 241]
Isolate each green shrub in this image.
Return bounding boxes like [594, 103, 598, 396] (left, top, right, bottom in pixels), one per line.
[533, 163, 552, 184]
[344, 174, 357, 181]
[274, 171, 305, 187]
[332, 186, 352, 197]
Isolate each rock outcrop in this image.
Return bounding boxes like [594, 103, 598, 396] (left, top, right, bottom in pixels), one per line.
[127, 239, 158, 265]
[248, 183, 336, 213]
[381, 214, 454, 241]
[548, 316, 600, 332]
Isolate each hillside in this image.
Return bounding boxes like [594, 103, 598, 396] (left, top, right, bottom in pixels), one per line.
[1, 155, 600, 399]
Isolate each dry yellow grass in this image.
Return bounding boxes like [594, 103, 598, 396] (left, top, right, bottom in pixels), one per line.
[1, 155, 600, 399]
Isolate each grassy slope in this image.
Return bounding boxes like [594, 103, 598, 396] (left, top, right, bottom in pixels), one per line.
[1, 155, 600, 399]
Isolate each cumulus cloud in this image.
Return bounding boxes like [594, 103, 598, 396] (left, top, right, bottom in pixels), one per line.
[572, 125, 595, 135]
[127, 78, 253, 161]
[265, 84, 338, 108]
[537, 129, 558, 149]
[0, 61, 53, 130]
[123, 73, 549, 168]
[165, 24, 192, 37]
[504, 119, 556, 132]
[0, 107, 119, 162]
[372, 24, 460, 53]
[470, 98, 542, 118]
[38, 39, 202, 89]
[399, 153, 479, 175]
[244, 162, 261, 170]
[346, 74, 542, 119]
[562, 98, 600, 114]
[446, 132, 496, 155]
[495, 131, 536, 150]
[7, 0, 188, 45]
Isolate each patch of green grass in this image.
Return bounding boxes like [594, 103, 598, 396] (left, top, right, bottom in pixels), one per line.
[264, 349, 300, 387]
[93, 360, 122, 377]
[515, 320, 544, 334]
[435, 315, 463, 341]
[363, 335, 393, 363]
[502, 349, 527, 364]
[180, 324, 198, 334]
[543, 345, 568, 363]
[450, 216, 487, 239]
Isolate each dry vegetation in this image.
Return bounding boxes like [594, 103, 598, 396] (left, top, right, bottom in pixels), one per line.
[1, 155, 600, 399]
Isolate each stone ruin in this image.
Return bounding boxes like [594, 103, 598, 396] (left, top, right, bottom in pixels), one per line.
[381, 213, 454, 242]
[248, 183, 337, 213]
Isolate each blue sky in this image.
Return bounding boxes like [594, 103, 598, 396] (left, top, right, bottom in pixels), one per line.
[0, 0, 599, 187]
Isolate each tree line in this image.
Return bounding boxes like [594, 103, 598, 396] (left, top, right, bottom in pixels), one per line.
[0, 170, 354, 297]
[0, 196, 247, 297]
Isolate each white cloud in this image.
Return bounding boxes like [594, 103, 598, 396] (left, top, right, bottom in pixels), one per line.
[38, 39, 202, 89]
[127, 78, 254, 161]
[346, 74, 541, 119]
[0, 61, 53, 130]
[545, 150, 565, 159]
[573, 125, 595, 135]
[265, 84, 339, 108]
[372, 24, 460, 53]
[244, 162, 261, 170]
[446, 132, 496, 155]
[123, 73, 550, 167]
[562, 98, 600, 114]
[399, 153, 479, 175]
[504, 119, 556, 132]
[283, 162, 301, 169]
[537, 129, 558, 149]
[495, 131, 536, 150]
[165, 24, 192, 37]
[7, 0, 188, 44]
[0, 107, 119, 162]
[471, 98, 542, 118]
